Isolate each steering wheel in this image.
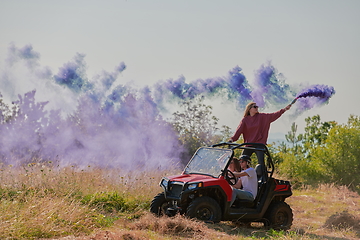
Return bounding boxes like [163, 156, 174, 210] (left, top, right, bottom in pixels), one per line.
[225, 169, 237, 185]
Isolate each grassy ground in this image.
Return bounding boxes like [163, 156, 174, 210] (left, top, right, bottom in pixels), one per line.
[0, 164, 359, 240]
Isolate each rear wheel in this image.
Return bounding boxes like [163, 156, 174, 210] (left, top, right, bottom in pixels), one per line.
[264, 201, 293, 230]
[186, 196, 221, 223]
[150, 193, 176, 217]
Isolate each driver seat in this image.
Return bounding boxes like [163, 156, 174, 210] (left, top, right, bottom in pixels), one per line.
[231, 164, 265, 208]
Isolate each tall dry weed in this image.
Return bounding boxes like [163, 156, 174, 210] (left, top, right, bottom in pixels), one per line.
[125, 213, 245, 240]
[287, 183, 360, 239]
[2, 165, 360, 240]
[0, 164, 178, 239]
[0, 190, 103, 238]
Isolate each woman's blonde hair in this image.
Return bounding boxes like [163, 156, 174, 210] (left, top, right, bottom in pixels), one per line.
[243, 102, 256, 117]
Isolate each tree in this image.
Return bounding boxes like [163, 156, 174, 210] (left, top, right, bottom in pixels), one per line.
[312, 115, 360, 192]
[0, 93, 17, 124]
[275, 114, 360, 193]
[274, 116, 336, 187]
[303, 115, 336, 149]
[285, 122, 303, 152]
[171, 97, 231, 162]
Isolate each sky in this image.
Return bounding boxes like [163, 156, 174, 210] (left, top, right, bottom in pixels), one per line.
[1, 0, 360, 142]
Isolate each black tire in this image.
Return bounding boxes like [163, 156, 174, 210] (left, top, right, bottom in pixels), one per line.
[264, 201, 293, 230]
[186, 196, 221, 223]
[150, 193, 174, 217]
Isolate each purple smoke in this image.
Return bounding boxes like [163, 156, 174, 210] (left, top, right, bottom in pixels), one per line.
[54, 53, 91, 93]
[0, 44, 184, 169]
[227, 66, 252, 104]
[251, 63, 292, 108]
[288, 84, 336, 113]
[153, 66, 251, 109]
[156, 76, 227, 100]
[0, 44, 336, 169]
[100, 62, 126, 90]
[6, 43, 40, 68]
[0, 89, 182, 169]
[296, 84, 335, 100]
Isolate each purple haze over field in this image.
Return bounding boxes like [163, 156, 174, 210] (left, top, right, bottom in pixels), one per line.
[0, 44, 335, 169]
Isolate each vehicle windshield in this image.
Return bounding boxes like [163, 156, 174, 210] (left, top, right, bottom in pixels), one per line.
[183, 147, 233, 177]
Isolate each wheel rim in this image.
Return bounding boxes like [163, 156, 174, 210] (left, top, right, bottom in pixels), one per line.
[160, 202, 169, 214]
[275, 211, 288, 226]
[196, 207, 213, 220]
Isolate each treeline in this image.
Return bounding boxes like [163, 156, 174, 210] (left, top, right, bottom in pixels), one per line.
[271, 114, 360, 193]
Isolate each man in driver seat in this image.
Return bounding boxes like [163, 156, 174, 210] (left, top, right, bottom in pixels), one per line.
[230, 155, 258, 206]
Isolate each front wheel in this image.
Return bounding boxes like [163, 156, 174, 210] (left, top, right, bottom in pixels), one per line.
[150, 193, 176, 217]
[186, 196, 221, 223]
[264, 201, 293, 230]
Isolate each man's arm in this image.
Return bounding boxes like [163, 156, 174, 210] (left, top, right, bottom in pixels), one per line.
[233, 171, 249, 178]
[233, 178, 242, 189]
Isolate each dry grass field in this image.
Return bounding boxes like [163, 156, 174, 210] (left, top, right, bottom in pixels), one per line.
[0, 164, 359, 240]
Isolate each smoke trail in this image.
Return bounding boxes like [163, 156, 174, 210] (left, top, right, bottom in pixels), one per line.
[0, 44, 184, 169]
[0, 43, 336, 169]
[0, 88, 183, 169]
[296, 84, 335, 100]
[251, 63, 294, 108]
[6, 43, 40, 69]
[1, 44, 78, 114]
[226, 66, 252, 108]
[0, 90, 49, 165]
[288, 84, 336, 115]
[152, 66, 251, 111]
[152, 63, 297, 111]
[54, 53, 92, 93]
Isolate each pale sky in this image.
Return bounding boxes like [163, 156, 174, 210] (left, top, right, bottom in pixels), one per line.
[1, 0, 360, 141]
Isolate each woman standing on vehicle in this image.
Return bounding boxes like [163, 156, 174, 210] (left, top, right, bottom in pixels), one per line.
[229, 102, 291, 165]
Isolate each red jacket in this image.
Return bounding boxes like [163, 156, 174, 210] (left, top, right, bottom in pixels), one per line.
[230, 109, 286, 144]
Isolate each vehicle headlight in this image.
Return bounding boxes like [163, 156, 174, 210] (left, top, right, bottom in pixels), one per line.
[187, 182, 203, 190]
[160, 179, 169, 189]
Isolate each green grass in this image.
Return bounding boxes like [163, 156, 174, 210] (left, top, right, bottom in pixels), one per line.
[0, 164, 359, 239]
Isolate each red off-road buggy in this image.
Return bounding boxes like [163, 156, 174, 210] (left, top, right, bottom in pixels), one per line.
[150, 142, 293, 230]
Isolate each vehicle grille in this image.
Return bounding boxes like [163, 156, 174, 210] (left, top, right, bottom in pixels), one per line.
[167, 183, 183, 198]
